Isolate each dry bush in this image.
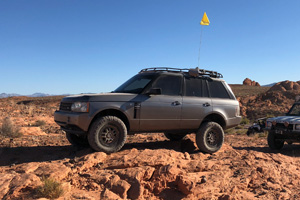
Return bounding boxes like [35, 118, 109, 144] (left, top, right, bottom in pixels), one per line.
[0, 117, 22, 138]
[36, 177, 64, 199]
[240, 117, 250, 125]
[33, 120, 46, 127]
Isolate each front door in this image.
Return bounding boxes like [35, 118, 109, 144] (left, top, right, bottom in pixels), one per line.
[139, 74, 183, 131]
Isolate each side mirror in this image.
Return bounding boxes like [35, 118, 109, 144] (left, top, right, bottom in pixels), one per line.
[147, 88, 162, 95]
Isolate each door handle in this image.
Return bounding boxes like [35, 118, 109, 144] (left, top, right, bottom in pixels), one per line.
[172, 101, 181, 106]
[203, 102, 211, 107]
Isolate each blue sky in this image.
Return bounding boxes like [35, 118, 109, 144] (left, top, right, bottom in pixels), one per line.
[1, 0, 300, 95]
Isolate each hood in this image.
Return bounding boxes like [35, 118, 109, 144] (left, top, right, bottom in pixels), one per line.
[267, 116, 300, 124]
[62, 93, 140, 102]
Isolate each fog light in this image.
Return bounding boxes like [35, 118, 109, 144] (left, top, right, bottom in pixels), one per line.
[284, 122, 289, 127]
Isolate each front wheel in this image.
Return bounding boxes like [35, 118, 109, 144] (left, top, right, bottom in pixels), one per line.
[267, 131, 284, 150]
[196, 122, 224, 154]
[88, 116, 127, 153]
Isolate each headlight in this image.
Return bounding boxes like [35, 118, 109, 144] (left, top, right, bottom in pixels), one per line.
[296, 124, 300, 130]
[266, 121, 272, 128]
[71, 102, 89, 112]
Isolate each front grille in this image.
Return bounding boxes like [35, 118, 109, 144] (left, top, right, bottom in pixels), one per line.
[59, 102, 72, 111]
[274, 123, 293, 131]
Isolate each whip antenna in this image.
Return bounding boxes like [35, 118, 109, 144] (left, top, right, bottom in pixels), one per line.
[198, 12, 210, 67]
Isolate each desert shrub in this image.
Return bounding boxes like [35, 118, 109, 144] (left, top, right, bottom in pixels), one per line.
[37, 177, 64, 199]
[266, 114, 275, 118]
[0, 117, 22, 138]
[234, 125, 243, 129]
[257, 131, 268, 138]
[225, 125, 248, 135]
[240, 117, 250, 125]
[33, 120, 46, 127]
[224, 128, 235, 135]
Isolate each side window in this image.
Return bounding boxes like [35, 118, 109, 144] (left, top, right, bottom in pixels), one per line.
[208, 80, 231, 99]
[152, 75, 182, 96]
[185, 77, 208, 97]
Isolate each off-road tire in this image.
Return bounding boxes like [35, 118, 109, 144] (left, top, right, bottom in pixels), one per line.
[164, 133, 187, 141]
[267, 131, 284, 150]
[88, 116, 127, 153]
[66, 132, 89, 147]
[196, 122, 224, 154]
[246, 129, 255, 136]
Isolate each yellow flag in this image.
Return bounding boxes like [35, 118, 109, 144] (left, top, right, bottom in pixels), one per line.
[200, 12, 210, 26]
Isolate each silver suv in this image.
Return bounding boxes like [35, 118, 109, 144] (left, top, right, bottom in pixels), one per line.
[54, 67, 241, 153]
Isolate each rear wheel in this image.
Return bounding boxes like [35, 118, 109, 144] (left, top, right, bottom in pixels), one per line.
[88, 116, 127, 153]
[66, 132, 89, 147]
[164, 133, 187, 141]
[196, 122, 224, 154]
[267, 131, 284, 150]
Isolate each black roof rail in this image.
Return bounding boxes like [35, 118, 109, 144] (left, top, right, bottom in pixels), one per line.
[140, 67, 189, 73]
[140, 67, 223, 78]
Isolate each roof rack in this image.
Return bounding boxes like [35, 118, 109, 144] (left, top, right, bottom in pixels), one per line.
[140, 67, 223, 78]
[140, 67, 189, 73]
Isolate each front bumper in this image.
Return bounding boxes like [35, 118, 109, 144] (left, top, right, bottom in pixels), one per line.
[265, 128, 300, 141]
[54, 111, 91, 134]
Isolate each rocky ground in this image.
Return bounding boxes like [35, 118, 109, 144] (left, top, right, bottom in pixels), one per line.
[1, 86, 300, 199]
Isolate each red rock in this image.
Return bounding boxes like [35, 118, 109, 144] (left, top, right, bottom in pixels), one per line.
[77, 152, 107, 170]
[7, 173, 41, 199]
[100, 189, 121, 200]
[243, 78, 252, 86]
[269, 80, 300, 92]
[176, 175, 194, 195]
[107, 175, 131, 199]
[34, 162, 71, 181]
[0, 173, 15, 199]
[243, 78, 260, 86]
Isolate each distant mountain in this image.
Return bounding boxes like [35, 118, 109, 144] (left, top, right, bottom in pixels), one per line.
[0, 93, 51, 98]
[29, 93, 50, 97]
[0, 93, 21, 98]
[262, 82, 277, 87]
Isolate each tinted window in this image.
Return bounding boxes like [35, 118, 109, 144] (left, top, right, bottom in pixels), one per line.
[152, 75, 182, 95]
[185, 77, 208, 97]
[288, 104, 300, 116]
[114, 74, 155, 94]
[208, 80, 231, 99]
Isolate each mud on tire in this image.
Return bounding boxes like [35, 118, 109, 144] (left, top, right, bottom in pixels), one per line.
[88, 116, 127, 153]
[196, 122, 224, 154]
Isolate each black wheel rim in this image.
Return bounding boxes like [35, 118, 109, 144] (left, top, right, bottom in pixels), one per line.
[99, 124, 119, 146]
[206, 130, 219, 147]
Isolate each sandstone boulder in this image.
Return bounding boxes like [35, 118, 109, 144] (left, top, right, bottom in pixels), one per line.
[243, 78, 260, 86]
[269, 80, 300, 92]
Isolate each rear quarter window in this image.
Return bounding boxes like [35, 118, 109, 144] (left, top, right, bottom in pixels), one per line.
[208, 80, 231, 99]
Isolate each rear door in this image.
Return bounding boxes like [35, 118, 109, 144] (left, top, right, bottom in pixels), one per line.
[181, 76, 212, 130]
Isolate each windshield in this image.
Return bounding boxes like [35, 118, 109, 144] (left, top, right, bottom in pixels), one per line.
[288, 103, 300, 116]
[114, 74, 156, 94]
